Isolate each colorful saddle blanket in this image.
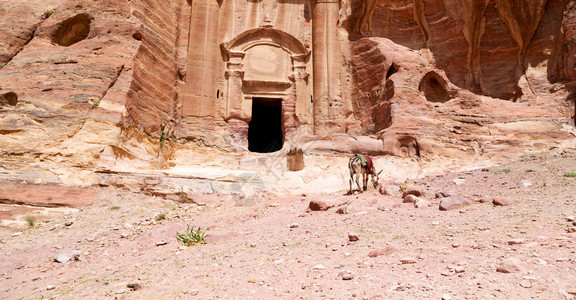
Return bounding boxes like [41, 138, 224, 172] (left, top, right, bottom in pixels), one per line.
[352, 154, 375, 174]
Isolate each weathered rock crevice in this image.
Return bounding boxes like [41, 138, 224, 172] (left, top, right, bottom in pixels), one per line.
[51, 13, 92, 47]
[413, 0, 430, 48]
[0, 91, 18, 107]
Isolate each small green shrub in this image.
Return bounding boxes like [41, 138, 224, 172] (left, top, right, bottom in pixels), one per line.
[92, 102, 99, 109]
[420, 63, 426, 67]
[159, 129, 166, 146]
[399, 184, 408, 192]
[155, 213, 166, 221]
[497, 168, 511, 174]
[564, 172, 576, 177]
[109, 206, 120, 211]
[44, 10, 55, 18]
[176, 225, 207, 246]
[0, 63, 5, 70]
[26, 216, 36, 227]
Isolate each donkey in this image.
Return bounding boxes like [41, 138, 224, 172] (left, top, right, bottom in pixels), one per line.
[348, 154, 382, 195]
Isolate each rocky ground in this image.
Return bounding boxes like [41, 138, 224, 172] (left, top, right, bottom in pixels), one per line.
[1, 153, 576, 299]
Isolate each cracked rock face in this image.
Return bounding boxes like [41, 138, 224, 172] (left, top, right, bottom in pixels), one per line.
[0, 0, 574, 176]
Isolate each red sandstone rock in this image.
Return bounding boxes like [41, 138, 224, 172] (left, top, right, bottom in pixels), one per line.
[368, 246, 396, 258]
[402, 189, 425, 199]
[403, 194, 418, 204]
[309, 197, 349, 211]
[496, 257, 526, 273]
[0, 180, 96, 207]
[439, 197, 473, 211]
[493, 197, 517, 206]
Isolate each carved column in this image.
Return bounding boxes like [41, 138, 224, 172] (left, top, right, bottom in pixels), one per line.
[224, 51, 246, 120]
[291, 54, 311, 126]
[182, 0, 220, 117]
[311, 0, 342, 135]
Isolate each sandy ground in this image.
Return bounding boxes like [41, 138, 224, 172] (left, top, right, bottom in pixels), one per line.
[1, 153, 576, 299]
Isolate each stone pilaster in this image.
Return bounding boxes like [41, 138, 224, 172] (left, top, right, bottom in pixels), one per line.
[291, 54, 311, 126]
[182, 0, 220, 118]
[224, 51, 247, 120]
[311, 0, 342, 135]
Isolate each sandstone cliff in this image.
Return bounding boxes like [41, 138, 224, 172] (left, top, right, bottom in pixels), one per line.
[0, 0, 574, 181]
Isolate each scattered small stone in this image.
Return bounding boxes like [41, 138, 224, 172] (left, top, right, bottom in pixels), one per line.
[308, 198, 348, 211]
[394, 284, 406, 291]
[472, 194, 490, 203]
[46, 285, 56, 291]
[402, 189, 425, 198]
[400, 257, 417, 264]
[338, 270, 354, 280]
[336, 206, 349, 214]
[127, 283, 141, 291]
[414, 197, 428, 208]
[53, 250, 81, 263]
[348, 233, 360, 242]
[155, 240, 168, 246]
[439, 197, 472, 211]
[454, 266, 466, 273]
[12, 232, 22, 237]
[567, 227, 576, 233]
[64, 221, 73, 226]
[507, 239, 525, 245]
[312, 264, 326, 270]
[496, 258, 525, 273]
[441, 294, 452, 300]
[493, 197, 517, 206]
[517, 180, 532, 188]
[368, 246, 396, 258]
[565, 216, 575, 222]
[289, 223, 299, 229]
[452, 178, 465, 185]
[379, 185, 398, 196]
[116, 289, 126, 294]
[519, 280, 532, 288]
[435, 191, 456, 198]
[403, 194, 417, 204]
[451, 243, 460, 248]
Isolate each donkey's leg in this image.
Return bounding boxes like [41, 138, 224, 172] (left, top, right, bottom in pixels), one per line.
[349, 175, 353, 195]
[355, 173, 362, 193]
[362, 173, 368, 191]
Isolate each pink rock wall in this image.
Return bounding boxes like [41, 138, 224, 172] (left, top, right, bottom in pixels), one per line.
[126, 0, 190, 137]
[346, 0, 568, 101]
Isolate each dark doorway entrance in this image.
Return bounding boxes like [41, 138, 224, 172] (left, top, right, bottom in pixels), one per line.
[248, 98, 283, 153]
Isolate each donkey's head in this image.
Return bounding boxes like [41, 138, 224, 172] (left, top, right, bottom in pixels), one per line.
[372, 169, 383, 188]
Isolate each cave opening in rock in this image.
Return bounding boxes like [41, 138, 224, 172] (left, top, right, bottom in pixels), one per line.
[386, 62, 399, 79]
[248, 98, 283, 153]
[52, 14, 91, 47]
[419, 72, 450, 103]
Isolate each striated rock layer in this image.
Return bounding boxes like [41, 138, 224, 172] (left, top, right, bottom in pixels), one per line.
[0, 0, 574, 184]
